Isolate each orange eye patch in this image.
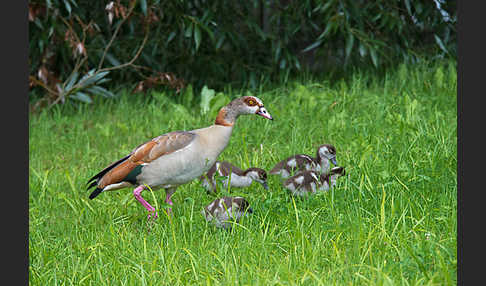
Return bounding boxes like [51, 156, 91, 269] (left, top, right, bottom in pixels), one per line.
[245, 97, 258, 106]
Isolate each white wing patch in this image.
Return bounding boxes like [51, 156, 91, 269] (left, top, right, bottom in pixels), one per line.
[216, 162, 223, 176]
[207, 200, 216, 211]
[302, 155, 313, 161]
[280, 170, 290, 178]
[287, 158, 297, 168]
[285, 183, 295, 191]
[295, 176, 304, 184]
[103, 181, 132, 191]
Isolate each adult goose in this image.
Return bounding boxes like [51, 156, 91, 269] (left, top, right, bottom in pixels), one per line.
[202, 196, 253, 229]
[269, 144, 338, 179]
[200, 161, 268, 194]
[283, 166, 346, 197]
[86, 96, 272, 219]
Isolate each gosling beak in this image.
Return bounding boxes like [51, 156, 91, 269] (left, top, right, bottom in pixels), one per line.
[261, 181, 269, 190]
[331, 157, 338, 166]
[257, 106, 273, 120]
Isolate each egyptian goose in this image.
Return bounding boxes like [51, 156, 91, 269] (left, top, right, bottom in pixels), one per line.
[283, 166, 346, 197]
[199, 161, 268, 193]
[269, 144, 338, 179]
[201, 196, 253, 229]
[86, 96, 272, 219]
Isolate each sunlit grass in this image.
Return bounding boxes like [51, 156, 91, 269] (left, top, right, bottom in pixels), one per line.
[29, 60, 457, 285]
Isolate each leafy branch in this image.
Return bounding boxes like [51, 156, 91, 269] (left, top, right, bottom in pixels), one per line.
[32, 0, 152, 110]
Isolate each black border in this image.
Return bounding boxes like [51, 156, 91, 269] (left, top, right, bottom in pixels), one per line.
[5, 0, 29, 284]
[458, 1, 480, 285]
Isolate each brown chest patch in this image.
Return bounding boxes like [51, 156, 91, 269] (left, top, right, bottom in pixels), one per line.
[215, 109, 234, 126]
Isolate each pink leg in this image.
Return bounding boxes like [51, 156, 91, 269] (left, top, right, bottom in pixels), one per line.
[133, 185, 158, 220]
[164, 187, 176, 215]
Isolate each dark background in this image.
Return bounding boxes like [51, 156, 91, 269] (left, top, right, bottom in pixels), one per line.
[28, 0, 456, 110]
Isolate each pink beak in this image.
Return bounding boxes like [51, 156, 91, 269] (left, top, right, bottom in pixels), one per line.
[257, 106, 273, 120]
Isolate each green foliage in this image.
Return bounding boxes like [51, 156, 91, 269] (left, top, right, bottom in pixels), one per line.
[29, 0, 456, 106]
[208, 92, 231, 119]
[191, 85, 231, 118]
[180, 84, 194, 108]
[29, 60, 456, 285]
[66, 70, 114, 103]
[199, 85, 216, 114]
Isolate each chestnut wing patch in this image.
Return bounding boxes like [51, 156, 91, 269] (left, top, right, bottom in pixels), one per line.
[148, 131, 196, 161]
[130, 131, 196, 164]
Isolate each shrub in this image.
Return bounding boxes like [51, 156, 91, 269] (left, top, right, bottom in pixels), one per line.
[29, 0, 456, 109]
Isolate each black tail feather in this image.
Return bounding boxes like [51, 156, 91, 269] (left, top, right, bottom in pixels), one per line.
[86, 154, 132, 200]
[89, 188, 103, 200]
[86, 154, 131, 185]
[86, 181, 98, 191]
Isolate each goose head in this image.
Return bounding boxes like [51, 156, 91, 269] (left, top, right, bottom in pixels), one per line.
[235, 196, 254, 215]
[244, 168, 269, 190]
[215, 96, 273, 126]
[317, 144, 338, 165]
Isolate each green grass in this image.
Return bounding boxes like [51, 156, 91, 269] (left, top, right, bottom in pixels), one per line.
[29, 60, 457, 285]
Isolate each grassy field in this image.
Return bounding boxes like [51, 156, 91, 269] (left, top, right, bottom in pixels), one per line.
[29, 60, 457, 285]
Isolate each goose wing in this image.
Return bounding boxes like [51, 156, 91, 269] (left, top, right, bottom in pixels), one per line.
[88, 131, 196, 190]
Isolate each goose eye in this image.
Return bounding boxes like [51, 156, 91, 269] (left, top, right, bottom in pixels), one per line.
[246, 97, 259, 106]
